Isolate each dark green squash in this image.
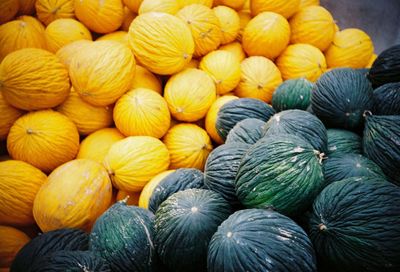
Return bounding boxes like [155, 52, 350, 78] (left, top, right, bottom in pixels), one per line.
[225, 118, 267, 145]
[216, 98, 275, 140]
[262, 109, 328, 153]
[235, 133, 325, 216]
[308, 177, 400, 272]
[372, 82, 400, 115]
[311, 68, 373, 130]
[368, 44, 400, 87]
[327, 128, 362, 155]
[154, 189, 231, 272]
[89, 202, 156, 272]
[208, 209, 317, 272]
[272, 78, 314, 112]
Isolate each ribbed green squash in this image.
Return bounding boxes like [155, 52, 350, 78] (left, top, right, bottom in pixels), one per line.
[327, 129, 362, 155]
[262, 109, 328, 153]
[208, 209, 317, 272]
[11, 229, 88, 272]
[216, 98, 275, 141]
[308, 177, 400, 272]
[225, 118, 267, 145]
[204, 143, 250, 207]
[368, 44, 400, 87]
[311, 68, 373, 130]
[272, 78, 314, 112]
[154, 189, 231, 272]
[323, 153, 386, 185]
[372, 82, 400, 115]
[235, 133, 325, 216]
[89, 202, 156, 272]
[363, 114, 400, 185]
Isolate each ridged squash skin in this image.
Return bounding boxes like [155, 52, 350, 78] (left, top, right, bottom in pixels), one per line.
[225, 118, 267, 145]
[0, 226, 30, 268]
[74, 0, 123, 33]
[251, 0, 300, 18]
[139, 170, 174, 209]
[327, 129, 362, 155]
[243, 12, 290, 60]
[0, 0, 19, 24]
[219, 42, 246, 62]
[130, 65, 162, 94]
[208, 209, 317, 272]
[55, 39, 91, 69]
[0, 160, 47, 226]
[33, 159, 112, 232]
[213, 6, 240, 45]
[372, 83, 400, 115]
[104, 136, 170, 192]
[368, 45, 400, 87]
[0, 48, 70, 111]
[69, 40, 135, 107]
[272, 78, 314, 112]
[35, 0, 74, 25]
[129, 12, 194, 75]
[123, 0, 142, 13]
[0, 93, 24, 140]
[138, 0, 180, 15]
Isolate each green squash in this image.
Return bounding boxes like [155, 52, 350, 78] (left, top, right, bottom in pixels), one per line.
[272, 78, 314, 112]
[208, 209, 317, 272]
[372, 82, 400, 115]
[154, 189, 231, 272]
[225, 118, 267, 145]
[368, 44, 400, 87]
[327, 129, 362, 155]
[235, 133, 325, 216]
[308, 177, 400, 272]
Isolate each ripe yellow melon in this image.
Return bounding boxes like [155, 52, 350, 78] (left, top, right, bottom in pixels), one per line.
[121, 6, 136, 31]
[0, 93, 24, 140]
[243, 12, 290, 60]
[164, 68, 216, 122]
[138, 0, 180, 15]
[177, 0, 213, 8]
[33, 159, 113, 232]
[35, 0, 74, 25]
[130, 65, 162, 94]
[96, 31, 130, 50]
[0, 226, 30, 268]
[138, 170, 175, 209]
[185, 59, 200, 69]
[17, 0, 36, 15]
[123, 0, 143, 13]
[7, 110, 80, 173]
[219, 42, 246, 62]
[237, 10, 251, 42]
[116, 190, 141, 206]
[104, 136, 170, 192]
[55, 39, 92, 69]
[235, 56, 282, 103]
[366, 53, 377, 68]
[0, 48, 70, 111]
[0, 0, 19, 24]
[299, 0, 320, 8]
[251, 0, 300, 18]
[213, 6, 240, 45]
[214, 0, 246, 10]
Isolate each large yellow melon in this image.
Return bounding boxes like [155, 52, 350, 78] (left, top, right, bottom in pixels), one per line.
[199, 50, 241, 95]
[104, 136, 170, 192]
[116, 190, 141, 206]
[138, 170, 175, 209]
[325, 28, 374, 69]
[164, 68, 216, 122]
[219, 42, 246, 62]
[299, 0, 320, 8]
[0, 48, 70, 111]
[0, 226, 30, 268]
[17, 0, 36, 15]
[163, 123, 212, 170]
[7, 110, 80, 173]
[235, 56, 282, 103]
[276, 43, 327, 82]
[0, 160, 47, 226]
[366, 53, 378, 68]
[35, 0, 74, 25]
[33, 159, 113, 232]
[123, 0, 143, 13]
[213, 6, 240, 45]
[114, 88, 171, 138]
[237, 10, 251, 42]
[69, 40, 135, 106]
[243, 12, 290, 60]
[130, 65, 162, 94]
[55, 39, 92, 69]
[97, 31, 128, 44]
[251, 0, 300, 18]
[0, 0, 19, 24]
[0, 93, 24, 140]
[129, 12, 194, 75]
[74, 0, 124, 33]
[177, 0, 213, 8]
[138, 0, 180, 15]
[214, 0, 246, 10]
[121, 6, 136, 31]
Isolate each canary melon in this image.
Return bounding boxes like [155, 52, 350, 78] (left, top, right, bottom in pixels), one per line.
[177, 0, 213, 8]
[0, 93, 24, 140]
[123, 0, 142, 13]
[250, 0, 300, 18]
[35, 0, 74, 25]
[237, 10, 251, 42]
[121, 6, 136, 31]
[0, 226, 30, 268]
[55, 39, 92, 69]
[138, 0, 180, 15]
[213, 6, 240, 45]
[219, 42, 246, 62]
[130, 65, 162, 94]
[97, 31, 129, 47]
[299, 0, 320, 8]
[0, 0, 19, 24]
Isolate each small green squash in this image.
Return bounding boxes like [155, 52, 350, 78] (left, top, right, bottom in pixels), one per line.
[327, 128, 362, 155]
[368, 44, 400, 87]
[272, 78, 314, 112]
[225, 118, 267, 145]
[372, 82, 400, 115]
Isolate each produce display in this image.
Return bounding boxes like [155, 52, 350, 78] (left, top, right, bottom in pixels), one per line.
[0, 0, 399, 271]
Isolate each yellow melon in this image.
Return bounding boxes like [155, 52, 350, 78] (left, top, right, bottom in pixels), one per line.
[235, 56, 282, 102]
[0, 0, 19, 24]
[130, 65, 162, 94]
[55, 39, 92, 69]
[219, 42, 246, 62]
[241, 0, 250, 12]
[243, 12, 290, 60]
[0, 226, 30, 268]
[96, 31, 129, 47]
[200, 50, 241, 95]
[213, 6, 240, 45]
[138, 0, 180, 15]
[121, 6, 137, 31]
[17, 0, 36, 15]
[35, 0, 74, 25]
[123, 0, 143, 13]
[0, 48, 70, 111]
[276, 43, 327, 82]
[366, 53, 378, 68]
[214, 0, 245, 10]
[251, 0, 300, 18]
[299, 0, 320, 8]
[237, 10, 251, 42]
[116, 190, 141, 206]
[177, 0, 213, 8]
[164, 68, 216, 122]
[104, 136, 170, 192]
[138, 170, 175, 209]
[185, 58, 200, 69]
[0, 93, 24, 140]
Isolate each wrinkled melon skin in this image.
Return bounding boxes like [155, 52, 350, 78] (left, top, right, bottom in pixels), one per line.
[235, 133, 325, 216]
[89, 202, 156, 272]
[225, 118, 267, 145]
[372, 82, 400, 115]
[308, 177, 400, 272]
[154, 189, 231, 272]
[208, 209, 317, 272]
[327, 128, 362, 155]
[368, 44, 400, 87]
[272, 78, 314, 112]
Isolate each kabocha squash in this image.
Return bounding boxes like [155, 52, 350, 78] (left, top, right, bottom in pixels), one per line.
[138, 0, 180, 15]
[154, 189, 231, 272]
[0, 160, 46, 226]
[199, 50, 241, 95]
[311, 68, 373, 130]
[235, 134, 325, 216]
[123, 0, 142, 13]
[55, 39, 91, 69]
[121, 6, 136, 31]
[299, 0, 320, 8]
[0, 93, 24, 140]
[74, 0, 123, 33]
[0, 0, 19, 24]
[216, 98, 275, 140]
[128, 12, 194, 75]
[208, 209, 317, 272]
[242, 12, 290, 60]
[276, 44, 327, 82]
[140, 168, 204, 213]
[368, 44, 400, 87]
[372, 83, 400, 115]
[131, 65, 162, 94]
[69, 40, 135, 107]
[116, 190, 141, 206]
[308, 177, 400, 272]
[7, 110, 79, 173]
[327, 129, 362, 155]
[235, 56, 282, 102]
[225, 118, 267, 145]
[35, 0, 74, 25]
[163, 124, 212, 170]
[272, 78, 314, 112]
[250, 0, 300, 18]
[213, 6, 240, 45]
[214, 0, 246, 10]
[0, 48, 70, 111]
[104, 136, 170, 192]
[218, 42, 246, 62]
[0, 226, 30, 269]
[164, 68, 216, 122]
[89, 202, 156, 272]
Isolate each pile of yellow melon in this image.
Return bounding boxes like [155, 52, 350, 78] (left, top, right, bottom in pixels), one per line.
[0, 0, 376, 268]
